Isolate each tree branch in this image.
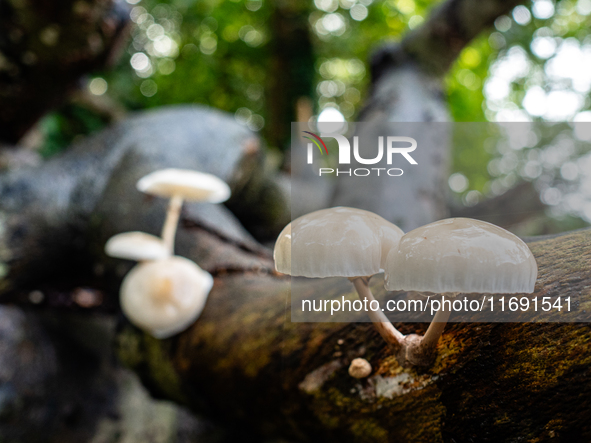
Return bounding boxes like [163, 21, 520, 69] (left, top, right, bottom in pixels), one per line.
[0, 102, 588, 443]
[331, 0, 527, 232]
[450, 180, 546, 228]
[0, 106, 286, 302]
[114, 228, 591, 442]
[371, 0, 525, 81]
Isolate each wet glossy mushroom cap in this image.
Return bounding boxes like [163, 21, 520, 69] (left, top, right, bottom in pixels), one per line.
[136, 168, 231, 203]
[384, 218, 538, 294]
[274, 222, 292, 273]
[120, 256, 214, 338]
[274, 207, 404, 278]
[105, 231, 169, 261]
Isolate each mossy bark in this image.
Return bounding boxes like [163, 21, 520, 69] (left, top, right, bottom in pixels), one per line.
[116, 229, 591, 443]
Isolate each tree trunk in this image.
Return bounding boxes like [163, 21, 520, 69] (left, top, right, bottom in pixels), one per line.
[330, 0, 524, 231]
[0, 106, 286, 300]
[0, 0, 130, 144]
[2, 118, 589, 441]
[267, 0, 315, 151]
[0, 306, 207, 443]
[115, 228, 591, 442]
[450, 180, 545, 228]
[3, 0, 585, 442]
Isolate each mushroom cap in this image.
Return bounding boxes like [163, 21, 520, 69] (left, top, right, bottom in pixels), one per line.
[384, 218, 538, 294]
[105, 231, 169, 261]
[349, 358, 372, 378]
[120, 256, 214, 339]
[136, 168, 231, 203]
[273, 207, 404, 278]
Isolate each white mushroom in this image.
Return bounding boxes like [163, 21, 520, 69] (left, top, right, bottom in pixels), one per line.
[384, 217, 538, 365]
[136, 169, 231, 254]
[348, 358, 372, 378]
[274, 207, 405, 348]
[120, 256, 214, 339]
[105, 231, 169, 261]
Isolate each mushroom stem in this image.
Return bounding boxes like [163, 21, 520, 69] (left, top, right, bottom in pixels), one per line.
[350, 277, 405, 349]
[405, 293, 455, 366]
[420, 298, 452, 351]
[161, 194, 184, 255]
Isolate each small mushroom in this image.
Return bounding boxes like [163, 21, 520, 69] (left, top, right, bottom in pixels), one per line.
[348, 358, 372, 378]
[274, 207, 405, 348]
[136, 169, 231, 254]
[105, 231, 169, 261]
[120, 256, 214, 339]
[384, 217, 538, 365]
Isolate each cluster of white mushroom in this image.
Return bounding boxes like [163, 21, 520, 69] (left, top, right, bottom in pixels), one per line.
[274, 207, 538, 367]
[105, 168, 231, 339]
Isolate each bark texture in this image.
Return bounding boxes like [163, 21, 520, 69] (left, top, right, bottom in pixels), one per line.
[0, 306, 208, 443]
[115, 228, 591, 443]
[267, 0, 314, 151]
[0, 105, 289, 441]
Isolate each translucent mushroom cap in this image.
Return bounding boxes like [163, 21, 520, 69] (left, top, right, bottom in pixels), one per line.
[105, 231, 169, 261]
[273, 207, 404, 278]
[120, 256, 214, 339]
[136, 168, 231, 203]
[384, 218, 538, 294]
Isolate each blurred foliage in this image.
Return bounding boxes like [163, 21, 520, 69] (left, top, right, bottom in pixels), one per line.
[35, 0, 591, 233]
[451, 122, 591, 230]
[112, 0, 273, 116]
[38, 104, 109, 158]
[445, 0, 591, 231]
[39, 0, 439, 153]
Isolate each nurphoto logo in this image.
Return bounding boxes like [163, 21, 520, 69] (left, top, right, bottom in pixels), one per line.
[303, 130, 419, 177]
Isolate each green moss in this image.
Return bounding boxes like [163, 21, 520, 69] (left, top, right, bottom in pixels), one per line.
[298, 354, 447, 442]
[349, 417, 389, 441]
[117, 326, 145, 369]
[499, 324, 591, 391]
[144, 335, 186, 403]
[116, 325, 186, 404]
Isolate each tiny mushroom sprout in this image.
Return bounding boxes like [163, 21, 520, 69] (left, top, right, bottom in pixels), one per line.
[349, 358, 372, 378]
[136, 168, 231, 254]
[274, 207, 406, 349]
[120, 256, 213, 339]
[105, 231, 169, 261]
[384, 217, 538, 366]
